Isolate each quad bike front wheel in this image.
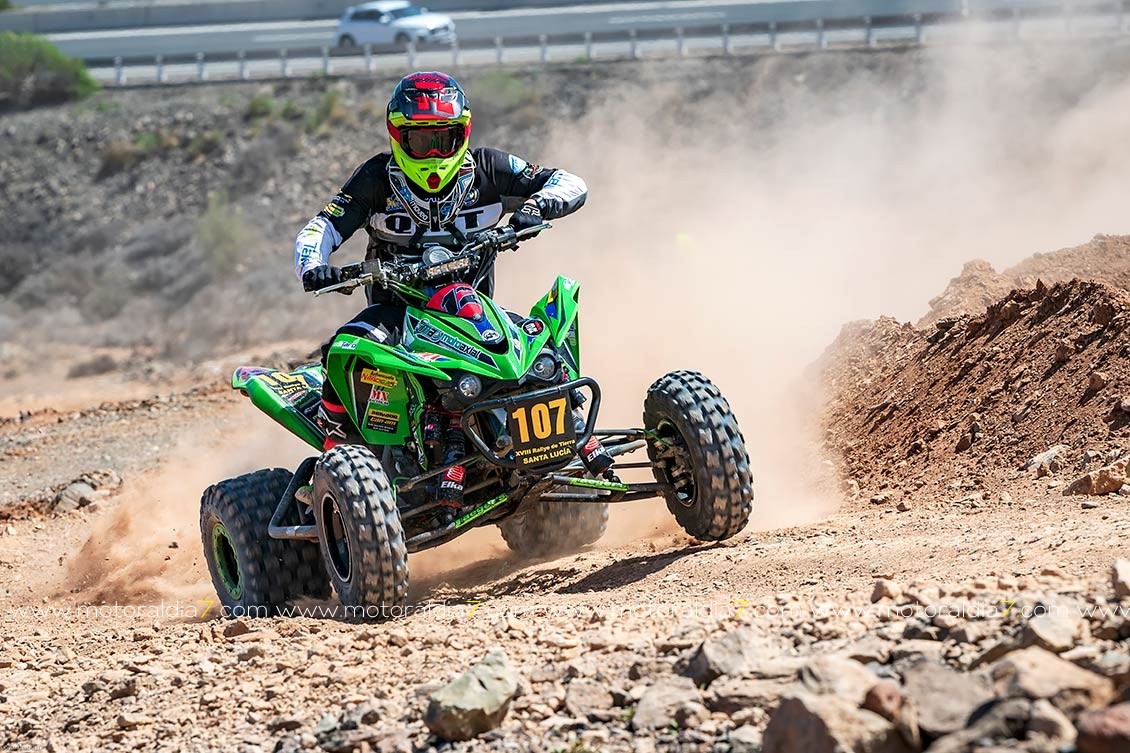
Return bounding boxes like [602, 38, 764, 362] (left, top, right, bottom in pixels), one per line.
[499, 500, 608, 558]
[200, 468, 329, 616]
[644, 370, 754, 540]
[312, 445, 408, 615]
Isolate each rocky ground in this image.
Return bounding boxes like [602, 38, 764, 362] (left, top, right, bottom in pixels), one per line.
[4, 42, 1130, 753]
[2, 239, 1130, 752]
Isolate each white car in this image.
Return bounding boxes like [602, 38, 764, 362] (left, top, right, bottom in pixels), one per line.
[335, 1, 457, 49]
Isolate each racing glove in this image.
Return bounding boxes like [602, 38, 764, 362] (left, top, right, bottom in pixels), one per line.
[509, 199, 544, 234]
[302, 264, 349, 294]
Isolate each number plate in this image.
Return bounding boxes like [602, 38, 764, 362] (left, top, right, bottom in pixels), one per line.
[506, 393, 576, 468]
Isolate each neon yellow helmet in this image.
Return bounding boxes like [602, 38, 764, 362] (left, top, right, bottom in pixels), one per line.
[386, 71, 472, 194]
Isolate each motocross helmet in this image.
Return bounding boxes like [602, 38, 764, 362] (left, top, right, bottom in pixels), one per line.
[387, 71, 472, 195]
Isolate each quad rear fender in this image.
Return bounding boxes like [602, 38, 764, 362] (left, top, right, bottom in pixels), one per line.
[231, 365, 325, 450]
[325, 334, 443, 447]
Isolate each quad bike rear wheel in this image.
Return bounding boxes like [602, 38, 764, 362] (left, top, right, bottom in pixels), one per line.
[200, 468, 329, 616]
[499, 500, 608, 558]
[644, 370, 753, 540]
[312, 445, 408, 615]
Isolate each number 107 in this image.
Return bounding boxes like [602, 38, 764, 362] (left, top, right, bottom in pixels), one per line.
[511, 398, 569, 443]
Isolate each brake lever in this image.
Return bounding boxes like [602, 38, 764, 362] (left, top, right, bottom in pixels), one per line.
[313, 274, 372, 297]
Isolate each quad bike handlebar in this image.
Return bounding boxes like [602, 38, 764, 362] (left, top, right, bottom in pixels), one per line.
[312, 222, 552, 298]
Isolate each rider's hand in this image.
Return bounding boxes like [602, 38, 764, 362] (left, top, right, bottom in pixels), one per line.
[509, 200, 544, 234]
[302, 265, 350, 294]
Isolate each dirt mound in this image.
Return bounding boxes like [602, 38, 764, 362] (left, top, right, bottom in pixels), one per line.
[921, 234, 1130, 327]
[822, 278, 1130, 503]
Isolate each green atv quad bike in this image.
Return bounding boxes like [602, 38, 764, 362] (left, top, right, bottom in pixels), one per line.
[200, 223, 754, 617]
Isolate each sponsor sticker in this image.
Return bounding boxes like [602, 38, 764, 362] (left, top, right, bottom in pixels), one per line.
[360, 368, 397, 388]
[365, 407, 400, 433]
[323, 203, 345, 218]
[522, 319, 544, 336]
[368, 387, 390, 406]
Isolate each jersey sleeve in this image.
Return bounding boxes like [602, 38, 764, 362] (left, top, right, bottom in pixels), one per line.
[475, 147, 588, 220]
[293, 155, 388, 279]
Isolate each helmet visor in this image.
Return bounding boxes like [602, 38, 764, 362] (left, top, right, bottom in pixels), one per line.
[402, 126, 464, 159]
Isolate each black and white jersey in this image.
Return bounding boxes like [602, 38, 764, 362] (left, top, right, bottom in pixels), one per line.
[294, 147, 587, 285]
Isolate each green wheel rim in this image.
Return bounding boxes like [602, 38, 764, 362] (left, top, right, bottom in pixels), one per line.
[211, 522, 243, 599]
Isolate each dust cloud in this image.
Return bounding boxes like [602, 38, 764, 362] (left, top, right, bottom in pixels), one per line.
[496, 44, 1130, 532]
[60, 403, 313, 606]
[57, 43, 1130, 602]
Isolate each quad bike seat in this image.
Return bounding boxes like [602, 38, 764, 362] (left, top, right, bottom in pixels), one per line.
[232, 364, 325, 450]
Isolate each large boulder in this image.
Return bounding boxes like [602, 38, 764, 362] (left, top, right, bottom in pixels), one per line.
[1077, 702, 1130, 753]
[424, 648, 519, 741]
[705, 677, 794, 715]
[1112, 559, 1130, 598]
[1066, 460, 1128, 495]
[682, 626, 798, 686]
[631, 676, 701, 731]
[990, 647, 1115, 715]
[762, 693, 914, 753]
[900, 658, 994, 739]
[798, 654, 879, 707]
[927, 698, 1031, 753]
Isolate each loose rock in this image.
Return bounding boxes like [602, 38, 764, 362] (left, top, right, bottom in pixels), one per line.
[424, 648, 519, 742]
[1076, 702, 1130, 753]
[631, 677, 701, 731]
[990, 647, 1115, 715]
[762, 693, 914, 753]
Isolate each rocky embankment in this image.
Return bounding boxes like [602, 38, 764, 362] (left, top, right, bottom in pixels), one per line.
[822, 269, 1130, 512]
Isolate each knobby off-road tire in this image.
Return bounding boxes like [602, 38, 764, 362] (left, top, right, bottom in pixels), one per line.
[499, 500, 608, 558]
[312, 445, 408, 615]
[200, 468, 329, 617]
[644, 370, 754, 540]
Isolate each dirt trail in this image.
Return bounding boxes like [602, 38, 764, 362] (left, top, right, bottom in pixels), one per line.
[2, 353, 1128, 752]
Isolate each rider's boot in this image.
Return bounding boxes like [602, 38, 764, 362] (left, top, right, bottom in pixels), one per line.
[435, 413, 466, 523]
[317, 381, 350, 451]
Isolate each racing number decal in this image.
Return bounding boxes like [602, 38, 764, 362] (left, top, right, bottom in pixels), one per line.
[510, 398, 568, 444]
[507, 396, 576, 468]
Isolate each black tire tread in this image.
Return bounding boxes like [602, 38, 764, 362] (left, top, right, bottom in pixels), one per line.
[643, 370, 754, 540]
[313, 445, 408, 612]
[199, 468, 329, 616]
[499, 501, 608, 558]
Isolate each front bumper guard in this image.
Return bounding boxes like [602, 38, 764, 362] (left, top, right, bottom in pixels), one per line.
[459, 377, 601, 471]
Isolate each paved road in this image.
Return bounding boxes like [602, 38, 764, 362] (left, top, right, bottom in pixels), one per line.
[87, 11, 1127, 84]
[50, 0, 956, 61]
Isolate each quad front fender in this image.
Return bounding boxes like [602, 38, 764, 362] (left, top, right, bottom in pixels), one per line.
[530, 276, 581, 376]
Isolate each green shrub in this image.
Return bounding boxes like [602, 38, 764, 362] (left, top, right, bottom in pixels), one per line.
[187, 129, 223, 160]
[0, 0, 14, 11]
[0, 32, 97, 110]
[474, 69, 537, 110]
[97, 139, 141, 178]
[280, 98, 304, 121]
[244, 93, 274, 120]
[196, 191, 254, 274]
[305, 89, 355, 133]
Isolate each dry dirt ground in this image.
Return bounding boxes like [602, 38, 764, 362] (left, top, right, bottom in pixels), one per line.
[5, 47, 1130, 752]
[3, 265, 1130, 752]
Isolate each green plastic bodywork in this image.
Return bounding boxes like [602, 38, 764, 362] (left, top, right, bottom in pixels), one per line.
[233, 363, 325, 450]
[234, 276, 583, 456]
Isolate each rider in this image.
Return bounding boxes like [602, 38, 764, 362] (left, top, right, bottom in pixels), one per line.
[294, 71, 608, 512]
